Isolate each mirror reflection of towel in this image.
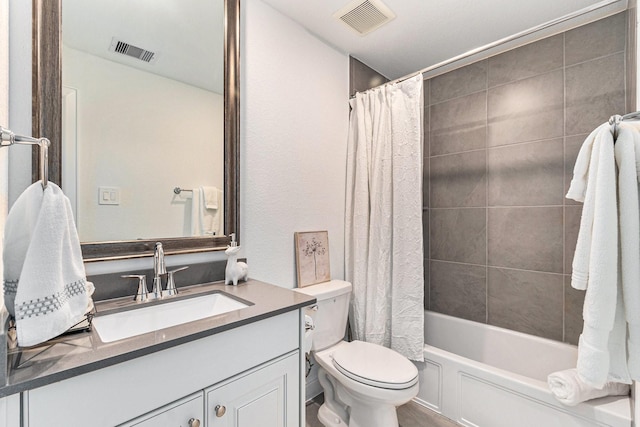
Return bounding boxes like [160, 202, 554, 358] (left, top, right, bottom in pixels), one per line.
[202, 186, 219, 210]
[190, 187, 224, 236]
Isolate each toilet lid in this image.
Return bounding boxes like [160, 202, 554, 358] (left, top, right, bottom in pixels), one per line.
[332, 341, 418, 390]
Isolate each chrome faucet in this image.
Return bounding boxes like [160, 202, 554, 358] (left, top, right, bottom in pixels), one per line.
[151, 242, 167, 299]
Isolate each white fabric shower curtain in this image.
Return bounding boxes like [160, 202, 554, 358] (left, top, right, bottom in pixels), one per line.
[345, 74, 424, 361]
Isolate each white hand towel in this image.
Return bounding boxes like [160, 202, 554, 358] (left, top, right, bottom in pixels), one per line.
[566, 124, 626, 388]
[548, 368, 630, 406]
[3, 182, 91, 347]
[202, 186, 219, 210]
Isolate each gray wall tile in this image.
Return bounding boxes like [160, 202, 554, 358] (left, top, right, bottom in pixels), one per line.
[424, 254, 430, 308]
[564, 275, 586, 345]
[488, 35, 563, 87]
[423, 153, 430, 208]
[423, 78, 430, 107]
[430, 208, 486, 265]
[564, 134, 589, 205]
[565, 53, 625, 136]
[487, 70, 564, 147]
[564, 205, 582, 275]
[430, 91, 486, 156]
[488, 207, 563, 273]
[488, 267, 563, 340]
[488, 138, 564, 206]
[431, 151, 486, 208]
[430, 60, 487, 104]
[430, 261, 486, 322]
[565, 12, 626, 66]
[349, 56, 388, 96]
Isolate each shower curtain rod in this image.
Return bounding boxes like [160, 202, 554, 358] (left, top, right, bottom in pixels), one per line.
[352, 0, 626, 96]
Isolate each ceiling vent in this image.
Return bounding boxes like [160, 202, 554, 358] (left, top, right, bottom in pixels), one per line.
[108, 37, 158, 64]
[333, 0, 396, 36]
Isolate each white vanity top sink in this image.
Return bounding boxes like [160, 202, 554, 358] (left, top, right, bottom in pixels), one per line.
[93, 293, 250, 343]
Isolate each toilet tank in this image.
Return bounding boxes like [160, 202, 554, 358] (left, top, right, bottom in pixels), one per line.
[294, 280, 352, 351]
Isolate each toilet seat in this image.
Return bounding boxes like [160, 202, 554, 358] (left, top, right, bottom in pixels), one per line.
[331, 340, 418, 390]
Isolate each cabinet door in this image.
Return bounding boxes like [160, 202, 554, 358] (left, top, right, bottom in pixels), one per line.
[205, 352, 299, 427]
[119, 392, 204, 427]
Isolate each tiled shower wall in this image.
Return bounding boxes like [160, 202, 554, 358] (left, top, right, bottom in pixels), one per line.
[423, 12, 631, 344]
[350, 11, 633, 345]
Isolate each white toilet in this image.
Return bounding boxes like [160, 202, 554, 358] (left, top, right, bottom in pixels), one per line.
[295, 280, 418, 427]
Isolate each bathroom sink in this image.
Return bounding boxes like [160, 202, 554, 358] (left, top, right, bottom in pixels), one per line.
[93, 292, 250, 343]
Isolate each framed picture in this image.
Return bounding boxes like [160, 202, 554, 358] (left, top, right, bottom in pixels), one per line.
[295, 231, 331, 287]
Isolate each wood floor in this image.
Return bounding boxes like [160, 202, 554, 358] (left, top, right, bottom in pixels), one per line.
[305, 398, 458, 427]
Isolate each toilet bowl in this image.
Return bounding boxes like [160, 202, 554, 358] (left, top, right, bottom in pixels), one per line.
[294, 280, 419, 427]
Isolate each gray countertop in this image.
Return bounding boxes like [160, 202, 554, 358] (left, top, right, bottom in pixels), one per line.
[0, 279, 315, 398]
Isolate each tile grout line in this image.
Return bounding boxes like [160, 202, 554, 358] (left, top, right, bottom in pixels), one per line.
[430, 258, 566, 277]
[562, 30, 567, 343]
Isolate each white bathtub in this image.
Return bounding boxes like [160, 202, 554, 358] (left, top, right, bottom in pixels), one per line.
[413, 311, 632, 427]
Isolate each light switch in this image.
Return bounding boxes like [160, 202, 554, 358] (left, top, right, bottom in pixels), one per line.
[98, 187, 120, 205]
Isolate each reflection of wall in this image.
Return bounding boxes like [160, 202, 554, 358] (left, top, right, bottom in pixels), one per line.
[63, 46, 224, 241]
[418, 12, 631, 345]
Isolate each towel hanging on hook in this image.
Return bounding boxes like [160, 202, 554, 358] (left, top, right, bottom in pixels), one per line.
[609, 112, 640, 140]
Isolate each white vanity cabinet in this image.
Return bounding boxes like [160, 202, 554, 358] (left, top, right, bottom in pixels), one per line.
[205, 352, 298, 426]
[23, 311, 302, 427]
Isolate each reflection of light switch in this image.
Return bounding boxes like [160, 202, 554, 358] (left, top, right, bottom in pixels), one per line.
[98, 187, 120, 205]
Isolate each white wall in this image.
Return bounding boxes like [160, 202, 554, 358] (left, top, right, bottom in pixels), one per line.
[240, 0, 349, 288]
[63, 46, 224, 241]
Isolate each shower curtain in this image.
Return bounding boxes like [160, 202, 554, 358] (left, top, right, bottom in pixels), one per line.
[345, 74, 424, 361]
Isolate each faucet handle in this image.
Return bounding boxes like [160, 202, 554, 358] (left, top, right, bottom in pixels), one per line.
[165, 266, 189, 297]
[121, 274, 149, 302]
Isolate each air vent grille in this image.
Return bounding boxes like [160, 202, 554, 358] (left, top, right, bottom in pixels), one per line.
[109, 38, 158, 63]
[334, 0, 395, 36]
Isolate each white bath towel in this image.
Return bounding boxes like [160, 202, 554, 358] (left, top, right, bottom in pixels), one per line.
[190, 187, 224, 236]
[202, 186, 219, 210]
[615, 123, 640, 380]
[548, 368, 630, 406]
[566, 123, 628, 387]
[3, 181, 92, 347]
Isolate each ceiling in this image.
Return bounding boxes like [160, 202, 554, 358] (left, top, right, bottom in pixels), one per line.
[261, 0, 624, 80]
[60, 0, 626, 91]
[62, 0, 224, 94]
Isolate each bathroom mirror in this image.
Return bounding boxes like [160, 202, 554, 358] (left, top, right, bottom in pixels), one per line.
[32, 0, 239, 260]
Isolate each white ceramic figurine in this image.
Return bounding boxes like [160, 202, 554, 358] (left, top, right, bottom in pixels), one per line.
[225, 233, 248, 286]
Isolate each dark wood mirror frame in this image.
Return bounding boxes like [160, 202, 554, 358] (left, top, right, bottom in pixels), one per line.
[31, 0, 240, 261]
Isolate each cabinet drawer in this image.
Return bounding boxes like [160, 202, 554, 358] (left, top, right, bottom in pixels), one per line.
[119, 392, 203, 427]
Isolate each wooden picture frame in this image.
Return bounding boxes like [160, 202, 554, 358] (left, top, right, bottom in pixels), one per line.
[295, 231, 331, 287]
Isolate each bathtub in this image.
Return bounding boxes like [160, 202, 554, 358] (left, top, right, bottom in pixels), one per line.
[413, 311, 632, 427]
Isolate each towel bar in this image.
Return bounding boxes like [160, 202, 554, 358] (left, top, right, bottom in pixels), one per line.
[173, 187, 193, 194]
[0, 126, 50, 189]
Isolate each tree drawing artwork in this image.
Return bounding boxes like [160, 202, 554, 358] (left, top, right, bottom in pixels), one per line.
[303, 237, 327, 280]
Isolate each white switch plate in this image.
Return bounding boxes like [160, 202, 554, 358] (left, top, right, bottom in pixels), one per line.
[98, 186, 120, 205]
